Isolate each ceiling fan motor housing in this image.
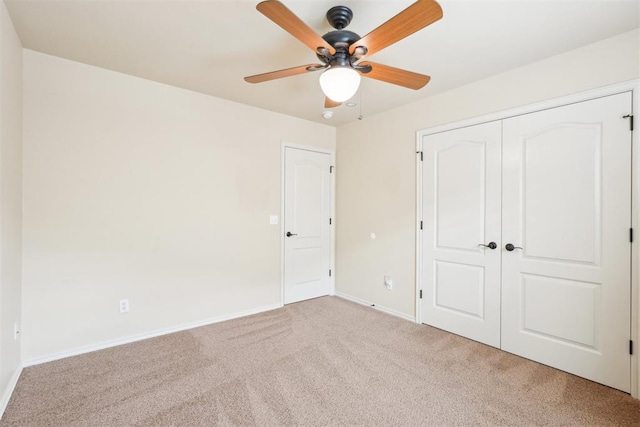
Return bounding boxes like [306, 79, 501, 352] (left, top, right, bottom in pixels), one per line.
[320, 30, 361, 53]
[318, 30, 358, 64]
[318, 30, 371, 73]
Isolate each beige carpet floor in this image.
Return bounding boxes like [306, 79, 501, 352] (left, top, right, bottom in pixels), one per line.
[2, 296, 640, 426]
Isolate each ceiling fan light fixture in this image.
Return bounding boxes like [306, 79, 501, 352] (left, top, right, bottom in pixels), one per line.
[319, 67, 361, 103]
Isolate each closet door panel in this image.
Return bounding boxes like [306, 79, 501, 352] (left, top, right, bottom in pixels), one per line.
[422, 121, 502, 347]
[501, 92, 632, 392]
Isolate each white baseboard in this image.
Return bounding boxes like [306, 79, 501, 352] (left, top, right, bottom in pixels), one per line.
[335, 292, 416, 323]
[0, 364, 23, 420]
[22, 303, 282, 367]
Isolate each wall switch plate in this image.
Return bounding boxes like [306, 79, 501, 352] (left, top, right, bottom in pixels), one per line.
[119, 299, 129, 313]
[384, 276, 393, 290]
[270, 215, 279, 225]
[13, 322, 19, 340]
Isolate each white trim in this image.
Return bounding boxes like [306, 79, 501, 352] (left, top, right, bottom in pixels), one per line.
[0, 365, 22, 420]
[280, 144, 286, 307]
[330, 153, 336, 296]
[22, 303, 281, 368]
[416, 79, 640, 398]
[280, 142, 334, 155]
[336, 291, 416, 323]
[631, 82, 639, 399]
[418, 80, 639, 138]
[415, 134, 423, 325]
[280, 142, 336, 305]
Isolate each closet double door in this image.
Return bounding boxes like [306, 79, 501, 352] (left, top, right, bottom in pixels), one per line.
[421, 92, 632, 392]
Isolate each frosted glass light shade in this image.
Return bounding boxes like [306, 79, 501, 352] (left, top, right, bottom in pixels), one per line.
[319, 67, 361, 102]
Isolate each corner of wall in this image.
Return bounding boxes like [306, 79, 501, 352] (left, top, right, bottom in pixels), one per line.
[0, 0, 24, 419]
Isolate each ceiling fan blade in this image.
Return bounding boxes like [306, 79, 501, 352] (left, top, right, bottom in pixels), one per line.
[324, 97, 342, 109]
[257, 1, 335, 55]
[349, 0, 443, 56]
[359, 62, 430, 90]
[244, 64, 322, 84]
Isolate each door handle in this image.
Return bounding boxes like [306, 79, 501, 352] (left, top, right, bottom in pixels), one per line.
[505, 243, 523, 251]
[478, 242, 497, 250]
[286, 231, 298, 237]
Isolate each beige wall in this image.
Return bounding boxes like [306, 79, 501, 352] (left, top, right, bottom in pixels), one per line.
[0, 0, 22, 403]
[22, 50, 335, 361]
[335, 29, 640, 317]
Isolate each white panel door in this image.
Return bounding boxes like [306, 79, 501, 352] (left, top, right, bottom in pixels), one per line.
[284, 147, 332, 304]
[501, 92, 632, 392]
[422, 121, 502, 347]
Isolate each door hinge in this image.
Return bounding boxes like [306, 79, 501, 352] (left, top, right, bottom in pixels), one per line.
[330, 166, 334, 173]
[419, 289, 423, 299]
[420, 220, 423, 230]
[329, 269, 332, 277]
[416, 151, 423, 161]
[630, 228, 634, 243]
[623, 115, 634, 131]
[630, 340, 634, 355]
[329, 218, 332, 225]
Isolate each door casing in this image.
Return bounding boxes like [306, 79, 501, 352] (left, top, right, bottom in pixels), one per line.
[281, 142, 336, 306]
[416, 79, 640, 398]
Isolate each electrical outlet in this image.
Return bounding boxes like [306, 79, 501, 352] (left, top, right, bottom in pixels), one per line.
[119, 299, 129, 313]
[384, 275, 393, 290]
[13, 322, 19, 340]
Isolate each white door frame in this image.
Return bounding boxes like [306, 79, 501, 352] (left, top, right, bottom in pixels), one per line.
[280, 142, 336, 307]
[416, 79, 639, 398]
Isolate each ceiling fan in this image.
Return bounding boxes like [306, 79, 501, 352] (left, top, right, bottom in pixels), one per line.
[244, 0, 443, 109]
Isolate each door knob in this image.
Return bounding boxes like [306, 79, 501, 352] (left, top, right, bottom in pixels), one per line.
[505, 243, 523, 251]
[478, 242, 497, 250]
[286, 231, 297, 237]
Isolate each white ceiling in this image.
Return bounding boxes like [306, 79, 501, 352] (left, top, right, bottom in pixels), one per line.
[5, 0, 640, 126]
